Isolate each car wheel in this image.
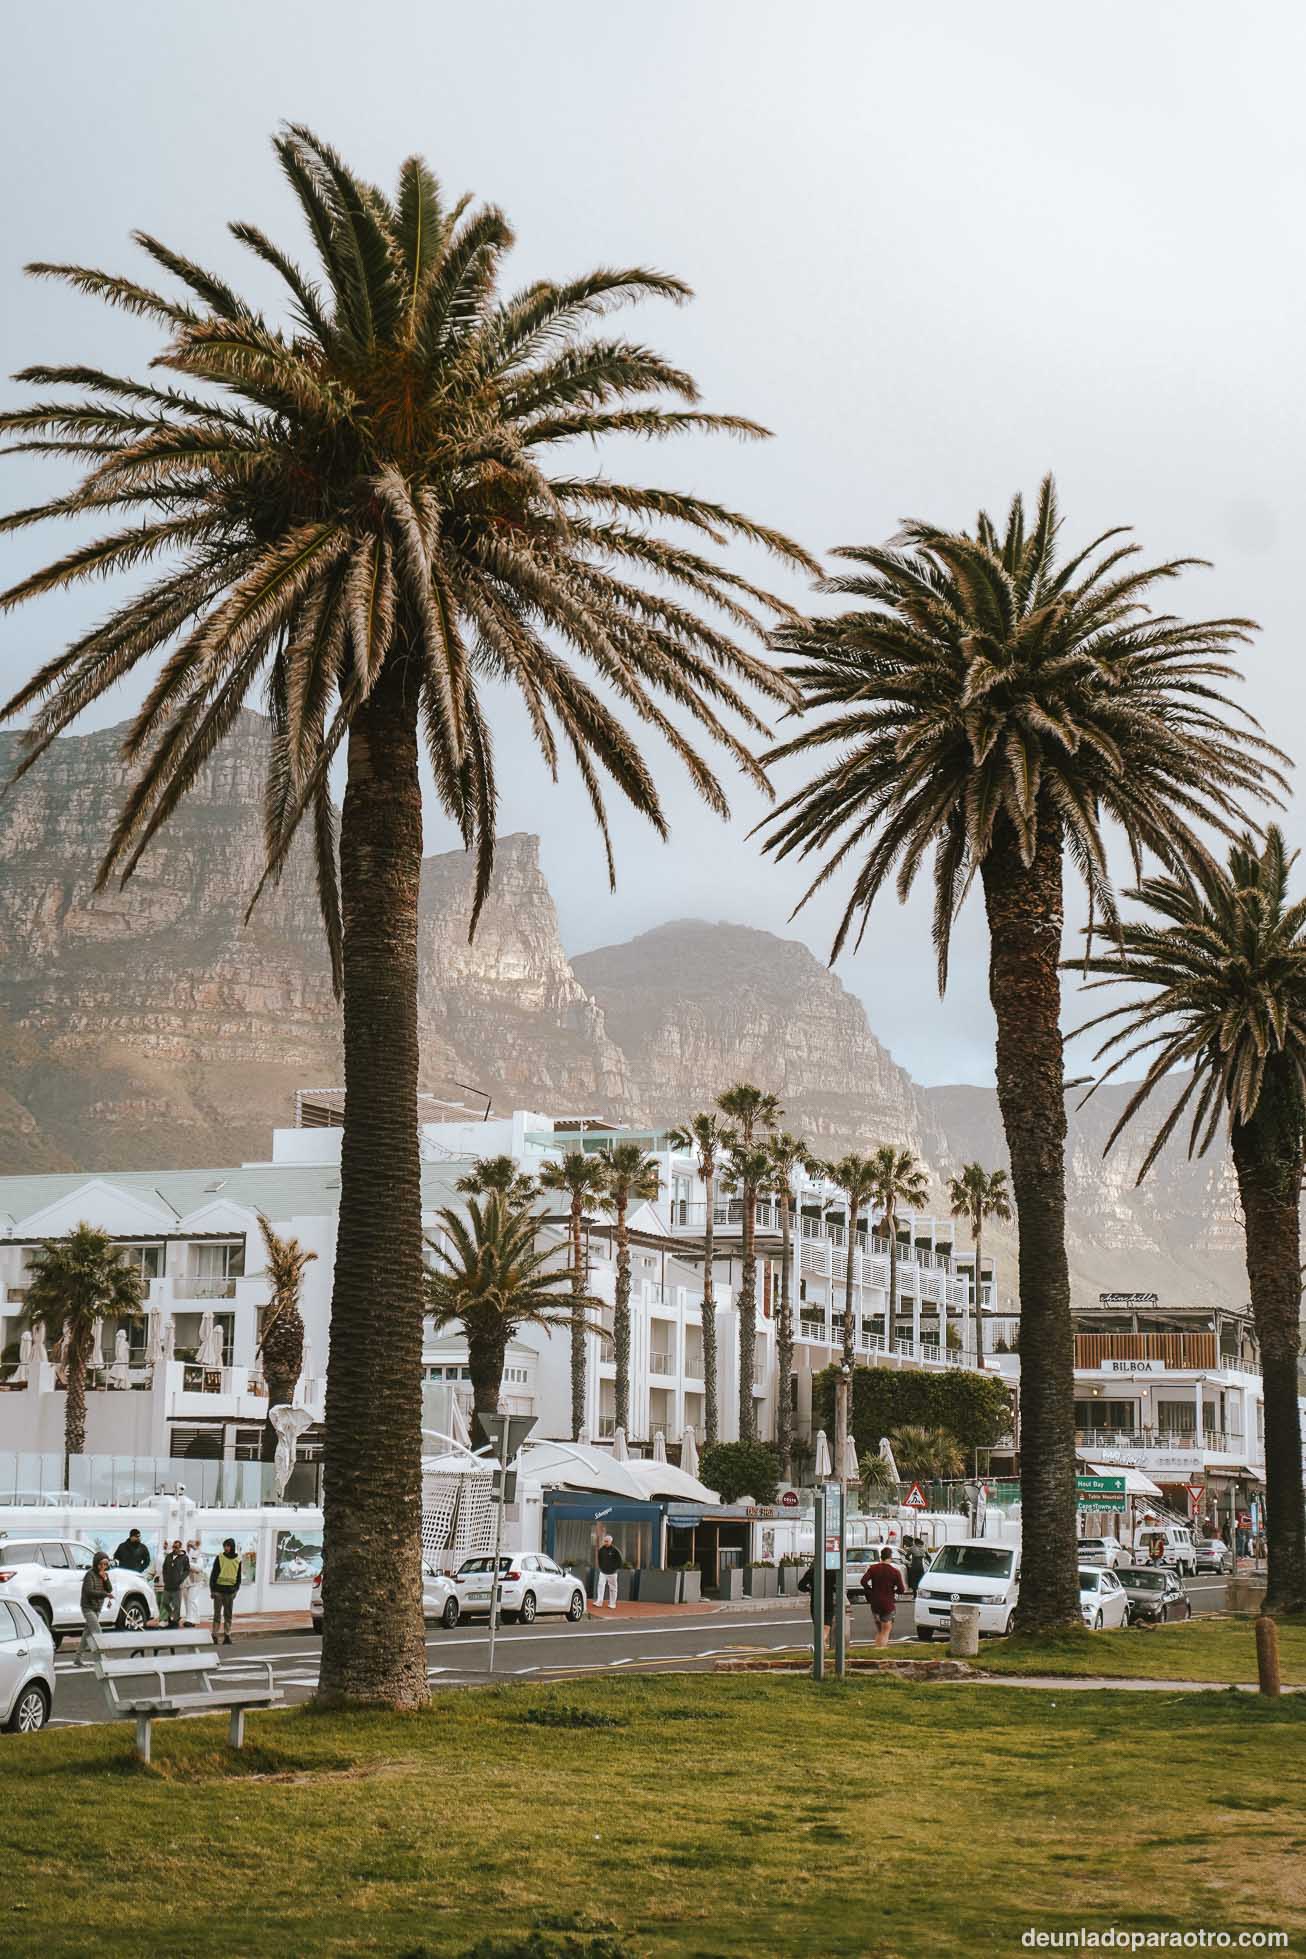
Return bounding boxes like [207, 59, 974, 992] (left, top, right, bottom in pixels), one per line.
[519, 1591, 537, 1625]
[441, 1596, 460, 1629]
[1001, 1612, 1014, 1637]
[918, 1628, 935, 1642]
[31, 1600, 54, 1637]
[117, 1596, 149, 1632]
[567, 1589, 585, 1622]
[7, 1683, 49, 1734]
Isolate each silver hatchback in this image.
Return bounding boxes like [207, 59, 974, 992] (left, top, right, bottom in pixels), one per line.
[0, 1598, 55, 1733]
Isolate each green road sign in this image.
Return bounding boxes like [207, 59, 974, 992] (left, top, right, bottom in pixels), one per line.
[1076, 1473, 1126, 1512]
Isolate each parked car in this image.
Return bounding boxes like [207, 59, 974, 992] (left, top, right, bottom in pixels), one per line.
[0, 1598, 54, 1733]
[1118, 1567, 1192, 1624]
[1192, 1537, 1230, 1574]
[1077, 1536, 1130, 1569]
[1134, 1525, 1197, 1576]
[451, 1553, 587, 1624]
[914, 1540, 1020, 1640]
[311, 1563, 459, 1633]
[845, 1544, 909, 1603]
[0, 1537, 156, 1648]
[1078, 1566, 1129, 1629]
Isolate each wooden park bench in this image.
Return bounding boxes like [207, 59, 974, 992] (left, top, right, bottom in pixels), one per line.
[87, 1627, 281, 1762]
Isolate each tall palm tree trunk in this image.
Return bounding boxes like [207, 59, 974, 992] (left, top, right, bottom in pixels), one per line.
[981, 810, 1079, 1631]
[973, 1218, 986, 1369]
[64, 1335, 87, 1488]
[467, 1330, 509, 1436]
[1231, 1070, 1306, 1615]
[738, 1186, 757, 1442]
[569, 1197, 587, 1439]
[842, 1201, 858, 1367]
[777, 1193, 794, 1474]
[887, 1220, 897, 1352]
[614, 1206, 631, 1432]
[702, 1167, 718, 1448]
[318, 651, 429, 1709]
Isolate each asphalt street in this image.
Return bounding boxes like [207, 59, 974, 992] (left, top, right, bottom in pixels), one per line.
[42, 1579, 1231, 1728]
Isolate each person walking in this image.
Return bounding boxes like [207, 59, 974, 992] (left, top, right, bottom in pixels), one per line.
[861, 1544, 907, 1649]
[160, 1540, 189, 1629]
[77, 1552, 113, 1663]
[113, 1527, 151, 1574]
[906, 1542, 927, 1594]
[209, 1537, 242, 1644]
[798, 1558, 841, 1648]
[593, 1533, 624, 1612]
[182, 1538, 206, 1627]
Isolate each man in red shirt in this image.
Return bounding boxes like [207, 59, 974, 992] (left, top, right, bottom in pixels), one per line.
[861, 1545, 906, 1647]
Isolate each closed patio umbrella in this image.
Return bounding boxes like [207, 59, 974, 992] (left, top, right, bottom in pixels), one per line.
[89, 1317, 105, 1371]
[842, 1433, 860, 1482]
[146, 1310, 165, 1366]
[612, 1425, 628, 1461]
[813, 1429, 832, 1480]
[652, 1430, 667, 1463]
[196, 1311, 224, 1369]
[680, 1428, 699, 1478]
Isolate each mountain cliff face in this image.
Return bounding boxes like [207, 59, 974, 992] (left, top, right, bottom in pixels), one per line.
[0, 717, 1258, 1308]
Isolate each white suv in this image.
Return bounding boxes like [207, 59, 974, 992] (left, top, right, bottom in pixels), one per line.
[0, 1599, 55, 1732]
[0, 1537, 157, 1648]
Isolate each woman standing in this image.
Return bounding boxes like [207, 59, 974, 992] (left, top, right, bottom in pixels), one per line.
[78, 1552, 112, 1662]
[182, 1538, 207, 1628]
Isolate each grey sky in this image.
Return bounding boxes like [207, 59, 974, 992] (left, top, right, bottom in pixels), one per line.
[2, 2, 1303, 1085]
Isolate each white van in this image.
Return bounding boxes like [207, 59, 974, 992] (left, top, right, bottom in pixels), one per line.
[1135, 1525, 1196, 1577]
[914, 1538, 1020, 1640]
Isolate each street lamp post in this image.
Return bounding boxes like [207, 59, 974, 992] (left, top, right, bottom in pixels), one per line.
[833, 1361, 851, 1678]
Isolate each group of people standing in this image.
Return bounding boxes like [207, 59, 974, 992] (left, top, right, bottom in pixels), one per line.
[74, 1528, 245, 1659]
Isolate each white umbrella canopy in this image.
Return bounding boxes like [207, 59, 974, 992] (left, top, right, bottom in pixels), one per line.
[516, 1439, 647, 1502]
[269, 1404, 316, 1499]
[89, 1317, 105, 1370]
[145, 1310, 165, 1366]
[879, 1436, 900, 1484]
[652, 1430, 667, 1463]
[195, 1311, 224, 1368]
[813, 1429, 833, 1480]
[627, 1459, 720, 1504]
[612, 1426, 629, 1462]
[842, 1434, 860, 1481]
[680, 1428, 699, 1478]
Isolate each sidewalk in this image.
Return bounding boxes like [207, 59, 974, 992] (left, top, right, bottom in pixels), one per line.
[218, 1594, 806, 1638]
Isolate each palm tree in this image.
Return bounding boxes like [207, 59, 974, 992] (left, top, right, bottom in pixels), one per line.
[21, 1225, 144, 1483]
[456, 1155, 537, 1205]
[888, 1424, 965, 1481]
[1075, 828, 1306, 1613]
[0, 129, 811, 1705]
[760, 476, 1280, 1630]
[667, 1112, 732, 1446]
[717, 1083, 781, 1442]
[764, 1129, 815, 1474]
[537, 1151, 610, 1438]
[859, 1449, 901, 1504]
[946, 1164, 1012, 1368]
[600, 1144, 661, 1434]
[255, 1214, 317, 1460]
[868, 1146, 930, 1349]
[424, 1192, 601, 1435]
[826, 1153, 882, 1366]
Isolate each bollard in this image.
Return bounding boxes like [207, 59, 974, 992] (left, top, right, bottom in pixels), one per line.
[950, 1603, 981, 1659]
[1255, 1614, 1281, 1698]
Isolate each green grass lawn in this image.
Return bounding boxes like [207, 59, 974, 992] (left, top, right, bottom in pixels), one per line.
[976, 1614, 1306, 1683]
[6, 1673, 1305, 1958]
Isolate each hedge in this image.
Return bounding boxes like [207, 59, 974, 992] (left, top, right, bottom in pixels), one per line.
[812, 1364, 1013, 1455]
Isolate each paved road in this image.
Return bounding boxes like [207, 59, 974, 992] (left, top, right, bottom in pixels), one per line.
[44, 1578, 1231, 1728]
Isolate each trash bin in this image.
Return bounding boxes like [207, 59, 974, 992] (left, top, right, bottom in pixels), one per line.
[949, 1604, 981, 1658]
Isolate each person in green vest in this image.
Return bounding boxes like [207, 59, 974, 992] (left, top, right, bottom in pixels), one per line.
[209, 1538, 242, 1645]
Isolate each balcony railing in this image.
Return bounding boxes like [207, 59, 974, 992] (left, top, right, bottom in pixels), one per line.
[1075, 1332, 1218, 1371]
[173, 1277, 238, 1300]
[649, 1350, 675, 1375]
[1074, 1427, 1240, 1455]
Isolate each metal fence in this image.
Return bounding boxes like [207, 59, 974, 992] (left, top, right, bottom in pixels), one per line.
[0, 1451, 323, 1509]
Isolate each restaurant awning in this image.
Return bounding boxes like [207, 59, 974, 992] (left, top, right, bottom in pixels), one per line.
[1085, 1460, 1164, 1500]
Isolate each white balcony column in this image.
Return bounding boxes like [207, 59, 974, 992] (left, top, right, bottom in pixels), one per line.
[1193, 1379, 1205, 1448]
[911, 1286, 921, 1355]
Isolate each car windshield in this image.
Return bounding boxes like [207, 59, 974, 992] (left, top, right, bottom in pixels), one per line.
[929, 1546, 1013, 1579]
[1079, 1540, 1107, 1550]
[1121, 1571, 1164, 1591]
[457, 1557, 512, 1575]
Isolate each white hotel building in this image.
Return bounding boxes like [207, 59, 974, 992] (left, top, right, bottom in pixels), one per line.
[0, 1101, 1002, 1488]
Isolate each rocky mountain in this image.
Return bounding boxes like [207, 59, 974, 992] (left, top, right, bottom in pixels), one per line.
[0, 715, 1257, 1308]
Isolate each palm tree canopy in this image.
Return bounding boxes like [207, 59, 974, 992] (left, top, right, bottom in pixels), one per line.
[764, 1129, 815, 1199]
[760, 475, 1283, 984]
[947, 1163, 1012, 1233]
[424, 1192, 601, 1340]
[537, 1150, 610, 1207]
[0, 125, 815, 981]
[887, 1424, 965, 1480]
[868, 1144, 931, 1227]
[599, 1143, 661, 1215]
[716, 1082, 782, 1142]
[1074, 826, 1306, 1180]
[826, 1151, 883, 1215]
[667, 1111, 732, 1176]
[722, 1139, 773, 1195]
[21, 1224, 144, 1337]
[455, 1155, 537, 1204]
[255, 1212, 316, 1359]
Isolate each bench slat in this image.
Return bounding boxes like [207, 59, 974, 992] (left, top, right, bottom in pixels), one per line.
[96, 1653, 220, 1679]
[113, 1690, 279, 1714]
[92, 1630, 214, 1651]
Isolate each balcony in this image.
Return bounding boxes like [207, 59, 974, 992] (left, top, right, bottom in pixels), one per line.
[172, 1277, 238, 1301]
[1075, 1426, 1243, 1460]
[1075, 1332, 1218, 1372]
[649, 1349, 675, 1376]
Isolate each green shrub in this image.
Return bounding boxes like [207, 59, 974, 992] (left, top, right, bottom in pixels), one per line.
[699, 1439, 780, 1504]
[814, 1364, 1012, 1454]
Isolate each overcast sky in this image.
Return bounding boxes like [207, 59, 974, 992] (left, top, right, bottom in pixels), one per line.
[2, 2, 1303, 1085]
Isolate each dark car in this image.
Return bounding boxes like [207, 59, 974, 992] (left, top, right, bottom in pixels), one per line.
[1118, 1567, 1192, 1625]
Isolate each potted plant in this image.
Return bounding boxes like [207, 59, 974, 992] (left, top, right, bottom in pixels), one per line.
[745, 1559, 779, 1598]
[778, 1554, 806, 1596]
